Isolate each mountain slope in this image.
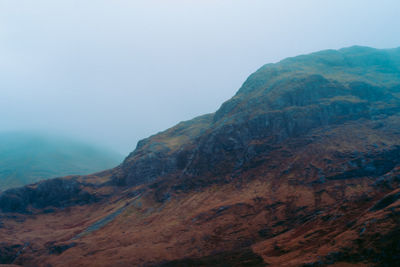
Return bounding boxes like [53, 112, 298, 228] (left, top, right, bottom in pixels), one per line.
[0, 46, 400, 266]
[0, 132, 123, 190]
[114, 46, 400, 187]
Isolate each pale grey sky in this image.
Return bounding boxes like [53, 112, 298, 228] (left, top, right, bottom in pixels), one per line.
[1, 0, 399, 154]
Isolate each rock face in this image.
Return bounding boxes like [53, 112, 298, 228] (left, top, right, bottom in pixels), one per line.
[0, 177, 98, 213]
[114, 114, 213, 186]
[1, 46, 400, 266]
[115, 46, 400, 186]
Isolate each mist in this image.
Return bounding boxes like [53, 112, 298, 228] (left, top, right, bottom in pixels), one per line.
[1, 0, 399, 154]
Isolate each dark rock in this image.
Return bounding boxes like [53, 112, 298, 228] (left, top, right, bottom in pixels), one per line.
[0, 243, 22, 264]
[326, 146, 400, 180]
[155, 248, 266, 267]
[48, 242, 76, 255]
[0, 178, 98, 213]
[258, 228, 271, 238]
[370, 192, 400, 211]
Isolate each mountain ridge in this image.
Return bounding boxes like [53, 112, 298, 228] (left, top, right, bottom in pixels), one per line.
[0, 46, 400, 266]
[113, 46, 400, 188]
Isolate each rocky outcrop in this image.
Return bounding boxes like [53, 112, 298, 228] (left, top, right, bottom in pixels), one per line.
[112, 46, 400, 186]
[0, 177, 97, 213]
[114, 114, 213, 186]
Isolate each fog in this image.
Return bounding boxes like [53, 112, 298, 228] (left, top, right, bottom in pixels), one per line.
[1, 0, 399, 154]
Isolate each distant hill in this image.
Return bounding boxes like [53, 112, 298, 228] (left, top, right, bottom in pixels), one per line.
[0, 132, 123, 190]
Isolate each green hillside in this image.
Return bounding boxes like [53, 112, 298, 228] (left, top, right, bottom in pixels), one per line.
[0, 132, 123, 190]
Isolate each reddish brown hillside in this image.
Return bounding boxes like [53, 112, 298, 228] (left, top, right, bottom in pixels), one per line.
[1, 46, 400, 266]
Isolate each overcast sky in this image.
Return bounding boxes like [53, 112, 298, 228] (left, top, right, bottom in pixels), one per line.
[1, 0, 399, 154]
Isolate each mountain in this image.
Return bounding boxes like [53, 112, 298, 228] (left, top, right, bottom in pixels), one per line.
[1, 46, 400, 266]
[0, 132, 123, 190]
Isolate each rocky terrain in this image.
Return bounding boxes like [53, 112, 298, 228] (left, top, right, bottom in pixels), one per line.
[0, 46, 400, 266]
